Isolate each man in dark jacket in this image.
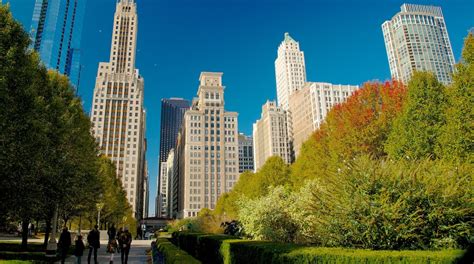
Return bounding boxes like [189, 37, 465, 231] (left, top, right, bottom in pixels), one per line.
[58, 227, 71, 264]
[87, 225, 100, 264]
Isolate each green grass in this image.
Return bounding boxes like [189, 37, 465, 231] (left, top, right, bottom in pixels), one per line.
[0, 261, 32, 264]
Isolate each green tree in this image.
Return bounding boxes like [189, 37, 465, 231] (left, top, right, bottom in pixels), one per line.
[437, 33, 474, 162]
[0, 4, 51, 249]
[385, 72, 446, 160]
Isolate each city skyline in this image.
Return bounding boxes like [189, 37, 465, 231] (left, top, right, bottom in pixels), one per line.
[5, 0, 473, 216]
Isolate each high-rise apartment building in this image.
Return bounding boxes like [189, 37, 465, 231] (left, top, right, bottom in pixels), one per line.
[238, 133, 254, 173]
[382, 4, 455, 85]
[275, 32, 307, 111]
[157, 149, 174, 218]
[90, 0, 146, 219]
[253, 101, 292, 171]
[29, 0, 87, 89]
[175, 72, 239, 218]
[289, 82, 359, 156]
[157, 98, 190, 215]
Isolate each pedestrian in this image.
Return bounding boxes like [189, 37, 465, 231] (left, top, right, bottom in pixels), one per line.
[116, 227, 123, 253]
[119, 227, 132, 264]
[106, 235, 117, 264]
[30, 223, 35, 237]
[107, 224, 117, 241]
[74, 235, 85, 264]
[58, 227, 71, 264]
[87, 225, 100, 264]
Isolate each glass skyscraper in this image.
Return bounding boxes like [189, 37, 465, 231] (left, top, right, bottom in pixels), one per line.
[29, 0, 87, 89]
[159, 98, 191, 166]
[382, 4, 455, 85]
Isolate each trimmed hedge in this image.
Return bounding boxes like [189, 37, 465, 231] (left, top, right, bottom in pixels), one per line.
[155, 238, 201, 264]
[171, 232, 466, 264]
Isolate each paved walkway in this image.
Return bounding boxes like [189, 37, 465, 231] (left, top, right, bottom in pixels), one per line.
[57, 239, 152, 264]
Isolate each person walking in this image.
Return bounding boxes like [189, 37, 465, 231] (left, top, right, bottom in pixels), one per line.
[58, 227, 71, 264]
[119, 227, 132, 264]
[107, 224, 117, 241]
[87, 225, 100, 264]
[74, 235, 85, 264]
[116, 227, 123, 253]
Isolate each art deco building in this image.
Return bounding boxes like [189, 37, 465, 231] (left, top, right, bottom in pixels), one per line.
[253, 101, 291, 171]
[382, 4, 455, 85]
[275, 32, 307, 110]
[175, 72, 239, 218]
[29, 0, 87, 89]
[238, 133, 254, 173]
[90, 0, 146, 219]
[289, 82, 359, 156]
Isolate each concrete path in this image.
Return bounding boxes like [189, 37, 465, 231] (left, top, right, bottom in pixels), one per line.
[57, 239, 152, 264]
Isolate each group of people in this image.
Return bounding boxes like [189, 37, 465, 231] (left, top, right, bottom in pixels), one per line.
[57, 224, 133, 264]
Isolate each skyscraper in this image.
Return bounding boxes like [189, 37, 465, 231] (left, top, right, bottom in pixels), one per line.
[275, 32, 307, 111]
[175, 72, 239, 218]
[90, 0, 146, 219]
[157, 98, 190, 214]
[238, 133, 254, 173]
[289, 82, 359, 156]
[29, 0, 87, 89]
[382, 4, 455, 85]
[253, 101, 292, 171]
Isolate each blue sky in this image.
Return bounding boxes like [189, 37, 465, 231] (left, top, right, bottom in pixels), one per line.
[6, 0, 474, 216]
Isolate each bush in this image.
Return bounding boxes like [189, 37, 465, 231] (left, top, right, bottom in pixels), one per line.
[170, 232, 465, 264]
[154, 238, 200, 264]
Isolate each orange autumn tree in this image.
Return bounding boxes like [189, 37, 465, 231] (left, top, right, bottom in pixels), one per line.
[291, 81, 406, 188]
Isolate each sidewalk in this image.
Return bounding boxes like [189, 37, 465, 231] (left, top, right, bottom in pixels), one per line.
[56, 239, 152, 264]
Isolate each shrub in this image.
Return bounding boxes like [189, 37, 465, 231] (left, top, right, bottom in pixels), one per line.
[154, 238, 200, 264]
[170, 232, 465, 264]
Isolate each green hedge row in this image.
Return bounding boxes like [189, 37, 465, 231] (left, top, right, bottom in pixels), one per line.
[171, 232, 466, 264]
[155, 238, 201, 264]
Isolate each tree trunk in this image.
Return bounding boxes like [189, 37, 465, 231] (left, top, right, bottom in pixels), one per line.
[43, 219, 51, 247]
[20, 220, 29, 250]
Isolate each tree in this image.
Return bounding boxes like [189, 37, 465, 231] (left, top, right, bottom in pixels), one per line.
[437, 33, 474, 162]
[291, 81, 406, 188]
[385, 72, 446, 160]
[0, 4, 51, 249]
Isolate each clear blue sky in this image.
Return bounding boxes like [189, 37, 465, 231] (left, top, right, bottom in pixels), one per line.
[5, 0, 474, 216]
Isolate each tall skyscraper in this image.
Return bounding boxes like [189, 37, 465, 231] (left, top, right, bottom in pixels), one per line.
[29, 0, 87, 89]
[238, 133, 254, 173]
[289, 82, 359, 156]
[90, 0, 146, 219]
[275, 32, 307, 111]
[157, 98, 190, 215]
[157, 149, 175, 218]
[175, 72, 239, 218]
[253, 101, 292, 171]
[382, 4, 455, 85]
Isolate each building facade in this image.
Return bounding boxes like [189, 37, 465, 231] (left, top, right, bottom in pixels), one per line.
[157, 149, 175, 218]
[29, 0, 87, 89]
[175, 72, 239, 218]
[253, 101, 292, 171]
[90, 0, 146, 219]
[382, 4, 455, 85]
[238, 133, 254, 173]
[157, 98, 190, 216]
[275, 32, 307, 111]
[289, 82, 359, 156]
